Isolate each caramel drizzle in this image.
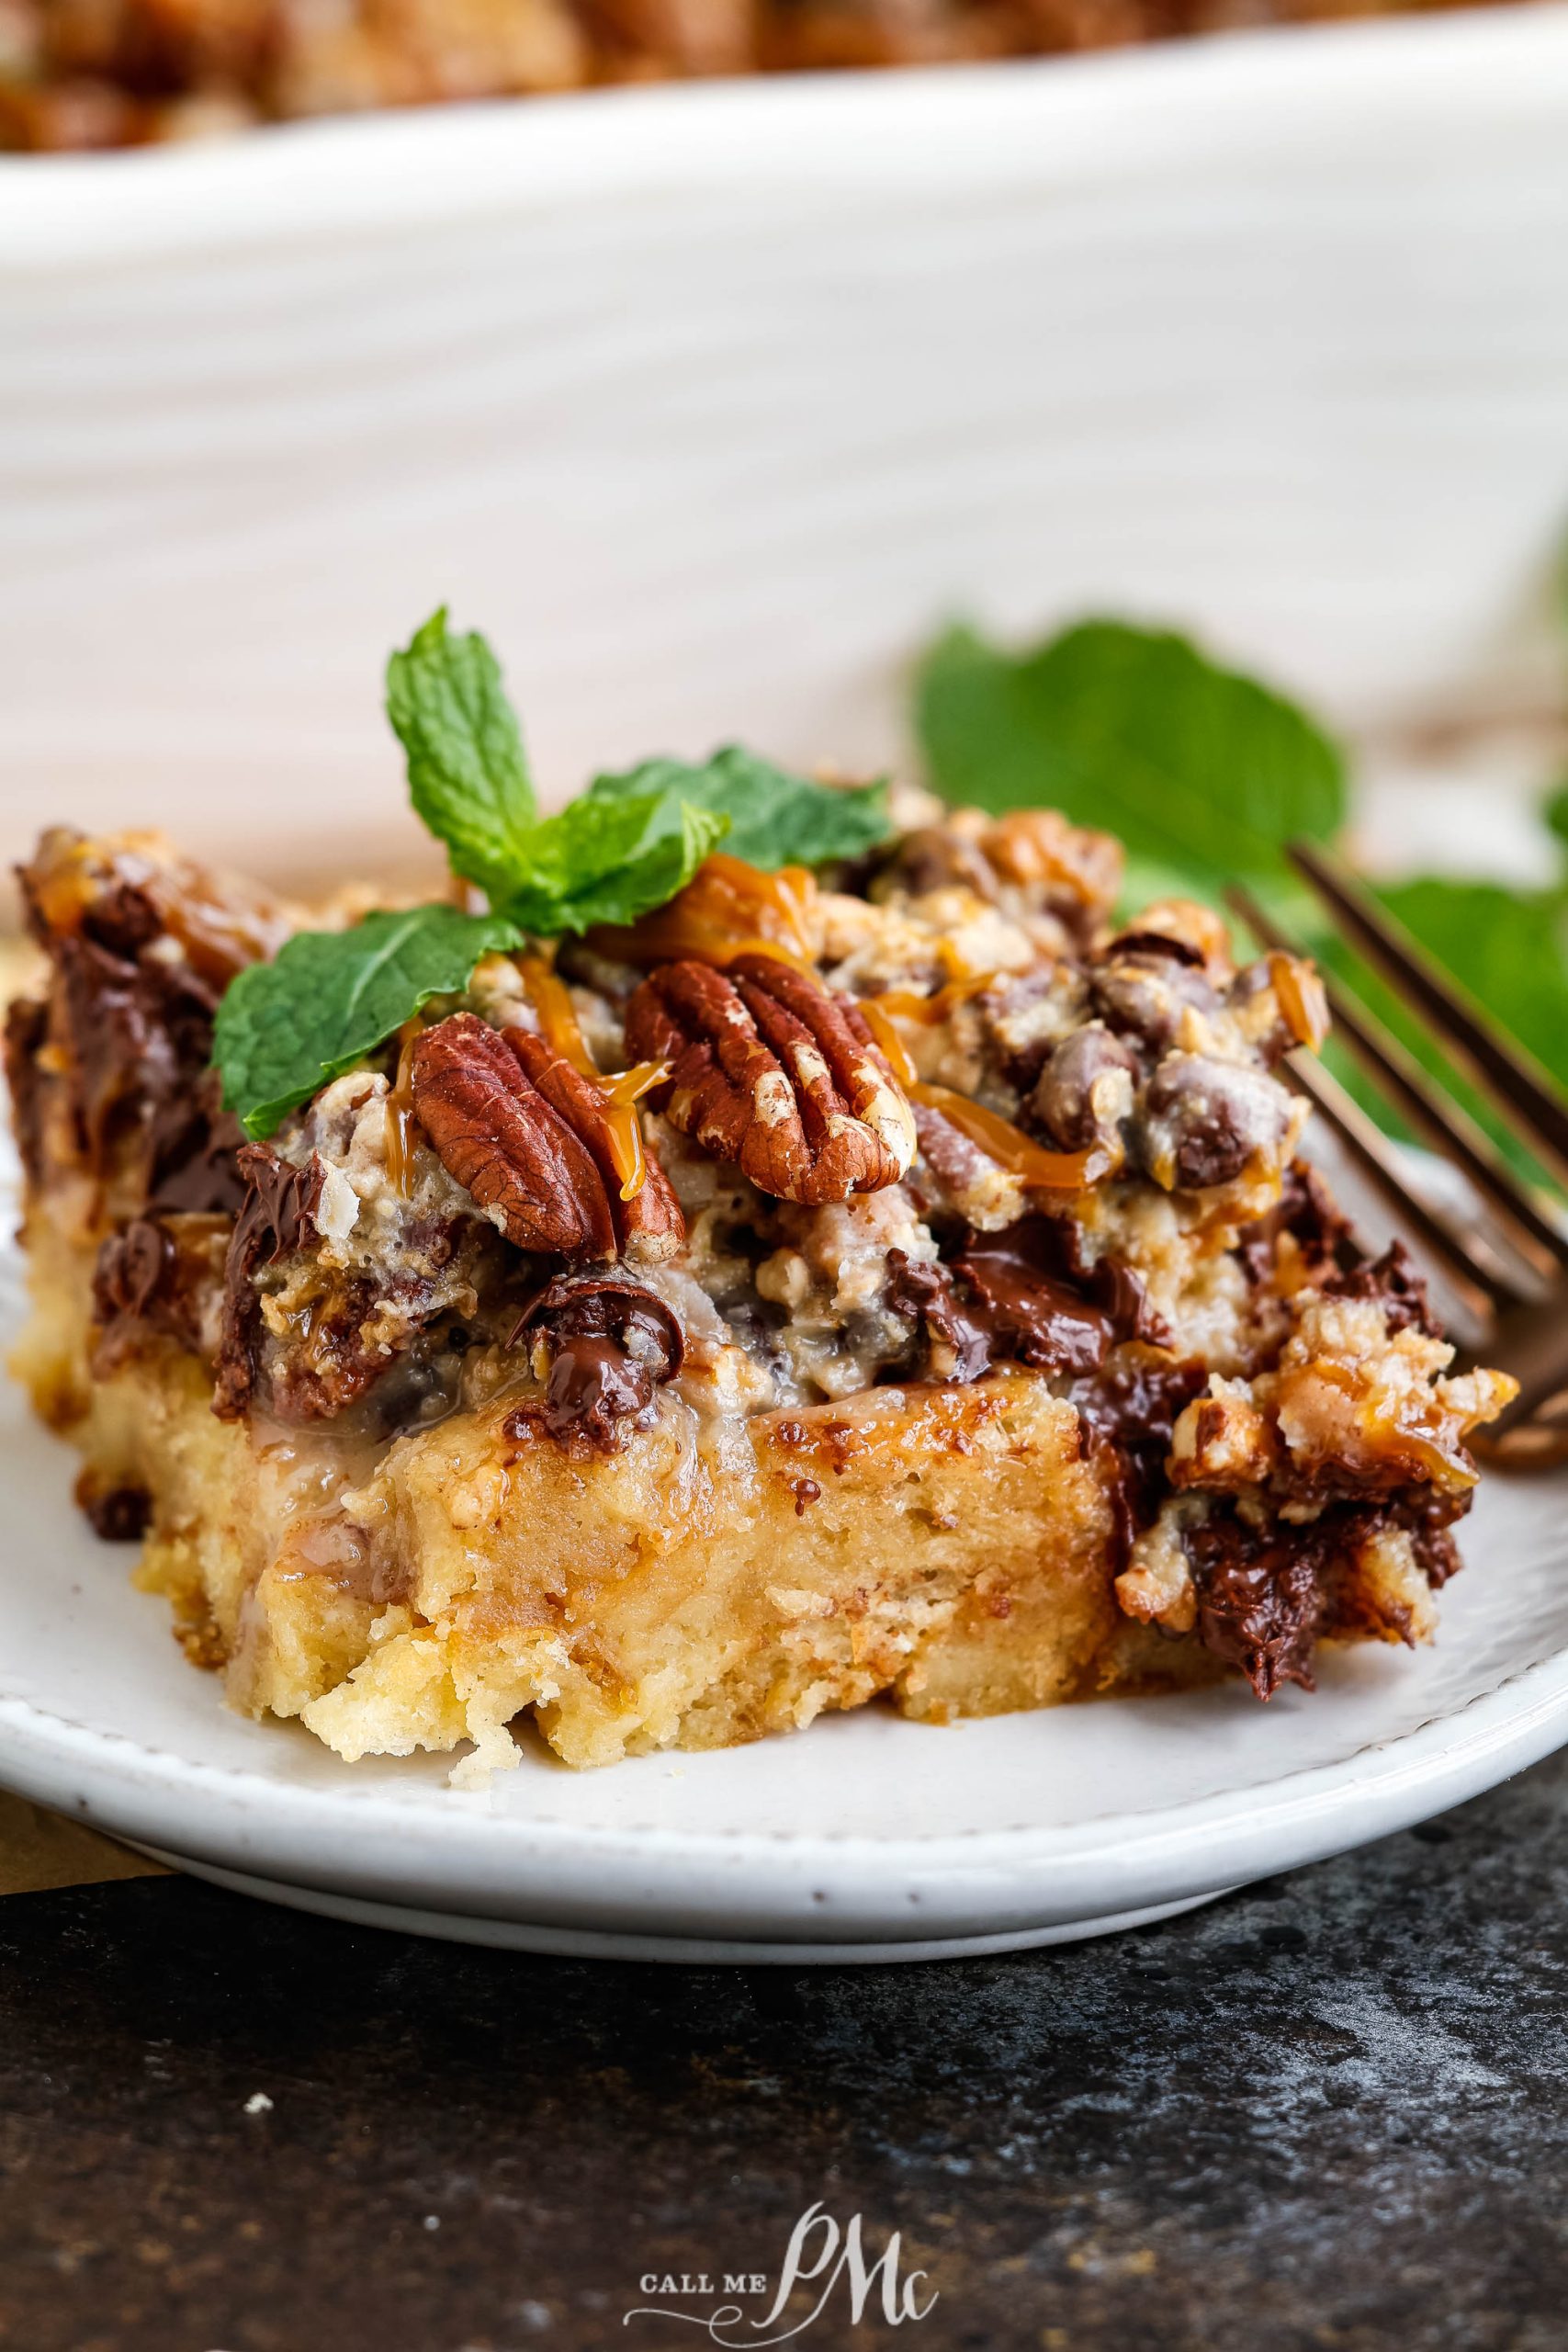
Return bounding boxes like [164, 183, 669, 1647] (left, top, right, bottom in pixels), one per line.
[517, 955, 667, 1202]
[1268, 950, 1330, 1053]
[858, 999, 1108, 1193]
[383, 1022, 422, 1197]
[590, 854, 820, 977]
[612, 851, 1107, 1194]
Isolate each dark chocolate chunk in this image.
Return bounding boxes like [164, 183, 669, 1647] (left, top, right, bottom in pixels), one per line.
[3, 996, 49, 1191]
[211, 1146, 325, 1421]
[1185, 1509, 1332, 1699]
[509, 1274, 685, 1451]
[1322, 1239, 1442, 1340]
[1137, 1051, 1292, 1190]
[74, 1476, 152, 1544]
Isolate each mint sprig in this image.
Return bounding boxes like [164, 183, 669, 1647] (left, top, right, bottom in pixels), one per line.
[501, 789, 731, 935]
[384, 612, 889, 929]
[585, 747, 892, 869]
[386, 610, 536, 906]
[216, 613, 892, 1139]
[215, 905, 522, 1141]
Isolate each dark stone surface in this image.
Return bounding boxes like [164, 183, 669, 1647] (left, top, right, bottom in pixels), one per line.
[4, 1752, 1567, 2352]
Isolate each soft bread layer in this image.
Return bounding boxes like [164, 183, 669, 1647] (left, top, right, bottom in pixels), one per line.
[16, 1216, 1154, 1773]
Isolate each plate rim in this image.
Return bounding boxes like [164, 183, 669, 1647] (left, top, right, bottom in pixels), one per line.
[4, 1634, 1567, 1944]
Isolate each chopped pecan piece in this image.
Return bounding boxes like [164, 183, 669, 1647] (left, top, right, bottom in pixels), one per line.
[502, 1028, 684, 1266]
[412, 1013, 615, 1260]
[623, 953, 917, 1204]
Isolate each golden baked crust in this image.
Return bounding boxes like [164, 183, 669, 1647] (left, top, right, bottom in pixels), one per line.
[5, 816, 1514, 1778]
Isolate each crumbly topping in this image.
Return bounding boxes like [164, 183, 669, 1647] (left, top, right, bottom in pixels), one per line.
[5, 811, 1516, 1710]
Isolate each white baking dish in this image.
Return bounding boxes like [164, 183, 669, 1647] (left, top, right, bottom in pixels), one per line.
[4, 8, 1568, 888]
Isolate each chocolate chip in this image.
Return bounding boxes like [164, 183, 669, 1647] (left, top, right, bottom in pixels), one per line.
[1091, 948, 1218, 1049]
[1137, 1051, 1292, 1189]
[75, 1475, 152, 1543]
[1032, 1022, 1138, 1152]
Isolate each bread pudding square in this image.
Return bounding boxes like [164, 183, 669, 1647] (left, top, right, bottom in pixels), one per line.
[5, 708, 1514, 1780]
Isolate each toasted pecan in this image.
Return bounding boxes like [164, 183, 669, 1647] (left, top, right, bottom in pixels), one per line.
[623, 952, 916, 1204]
[503, 1027, 684, 1266]
[411, 1012, 684, 1266]
[412, 1013, 615, 1258]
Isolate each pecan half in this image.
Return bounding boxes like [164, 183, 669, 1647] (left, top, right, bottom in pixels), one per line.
[503, 1027, 683, 1266]
[412, 1013, 615, 1258]
[411, 1012, 685, 1267]
[623, 952, 917, 1205]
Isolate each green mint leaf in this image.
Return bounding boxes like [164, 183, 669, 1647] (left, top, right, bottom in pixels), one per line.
[585, 746, 893, 869]
[914, 619, 1347, 885]
[386, 610, 536, 900]
[501, 791, 730, 936]
[1545, 781, 1568, 858]
[214, 903, 523, 1141]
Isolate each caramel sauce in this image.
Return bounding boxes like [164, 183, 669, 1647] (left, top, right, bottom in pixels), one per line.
[587, 854, 819, 975]
[1269, 950, 1330, 1052]
[597, 1060, 671, 1201]
[516, 956, 667, 1201]
[866, 977, 996, 1027]
[383, 1024, 421, 1197]
[30, 830, 283, 984]
[909, 1086, 1110, 1191]
[516, 955, 594, 1071]
[859, 998, 1106, 1192]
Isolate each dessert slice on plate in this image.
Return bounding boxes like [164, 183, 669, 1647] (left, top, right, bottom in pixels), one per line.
[4, 616, 1514, 1781]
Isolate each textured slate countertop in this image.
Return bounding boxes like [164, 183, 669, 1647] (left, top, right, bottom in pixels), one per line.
[4, 1751, 1565, 2352]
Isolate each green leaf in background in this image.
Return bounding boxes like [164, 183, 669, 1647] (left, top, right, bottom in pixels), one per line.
[214, 904, 524, 1141]
[915, 619, 1348, 888]
[498, 791, 731, 937]
[1375, 878, 1568, 1091]
[1342, 878, 1568, 1184]
[586, 747, 894, 869]
[1544, 782, 1568, 856]
[386, 610, 536, 903]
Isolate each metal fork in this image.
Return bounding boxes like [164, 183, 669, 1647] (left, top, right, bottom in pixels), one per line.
[1226, 842, 1568, 1467]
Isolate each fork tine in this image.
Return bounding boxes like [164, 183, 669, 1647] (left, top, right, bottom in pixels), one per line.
[1288, 841, 1568, 1190]
[1280, 1050, 1520, 1320]
[1226, 885, 1568, 1278]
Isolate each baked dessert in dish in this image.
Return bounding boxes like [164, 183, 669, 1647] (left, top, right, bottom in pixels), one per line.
[4, 617, 1515, 1781]
[3, 0, 1527, 153]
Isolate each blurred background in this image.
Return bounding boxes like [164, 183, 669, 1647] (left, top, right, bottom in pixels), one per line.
[3, 3, 1567, 915]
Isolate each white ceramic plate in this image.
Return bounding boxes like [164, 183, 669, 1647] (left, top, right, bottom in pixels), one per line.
[4, 1213, 1567, 1961]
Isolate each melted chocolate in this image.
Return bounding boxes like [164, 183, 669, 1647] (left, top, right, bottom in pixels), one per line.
[1074, 1355, 1209, 1568]
[93, 1216, 175, 1325]
[1181, 1480, 1472, 1699]
[212, 1146, 325, 1421]
[1234, 1160, 1357, 1290]
[887, 1215, 1164, 1385]
[951, 1226, 1113, 1376]
[74, 1475, 152, 1544]
[1185, 1509, 1332, 1700]
[3, 997, 48, 1191]
[13, 843, 239, 1215]
[1322, 1240, 1442, 1339]
[511, 1275, 685, 1451]
[146, 1073, 250, 1218]
[91, 1212, 231, 1374]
